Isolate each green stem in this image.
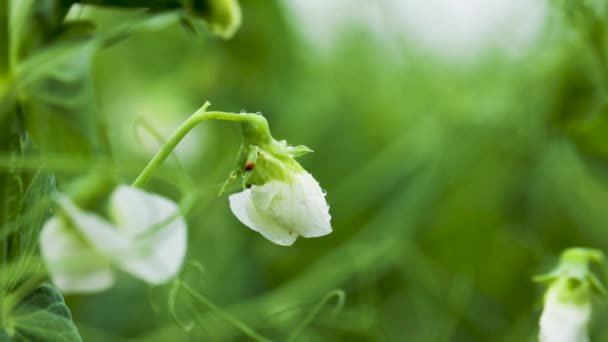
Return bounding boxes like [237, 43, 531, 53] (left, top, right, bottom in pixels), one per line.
[0, 0, 8, 77]
[285, 289, 345, 342]
[3, 270, 46, 316]
[134, 117, 194, 192]
[181, 282, 272, 342]
[132, 102, 266, 188]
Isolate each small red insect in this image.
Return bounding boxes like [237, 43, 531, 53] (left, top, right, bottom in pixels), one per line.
[244, 161, 255, 171]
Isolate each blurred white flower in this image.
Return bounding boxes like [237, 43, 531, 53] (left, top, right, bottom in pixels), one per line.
[285, 0, 546, 61]
[40, 185, 187, 294]
[229, 171, 331, 246]
[536, 248, 605, 342]
[539, 278, 591, 342]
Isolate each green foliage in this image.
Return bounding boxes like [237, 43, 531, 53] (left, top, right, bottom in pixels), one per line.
[19, 37, 100, 155]
[0, 0, 243, 340]
[5, 0, 608, 341]
[5, 0, 242, 155]
[7, 282, 82, 341]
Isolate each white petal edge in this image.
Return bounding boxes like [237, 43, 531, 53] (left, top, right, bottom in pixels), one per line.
[39, 217, 114, 294]
[110, 185, 188, 284]
[290, 172, 332, 238]
[229, 188, 298, 246]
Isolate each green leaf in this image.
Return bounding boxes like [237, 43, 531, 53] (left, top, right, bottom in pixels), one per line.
[10, 3, 235, 157]
[9, 0, 78, 65]
[8, 282, 82, 342]
[17, 36, 100, 155]
[14, 11, 189, 156]
[13, 169, 54, 259]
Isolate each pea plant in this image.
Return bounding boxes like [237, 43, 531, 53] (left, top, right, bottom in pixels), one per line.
[0, 0, 332, 340]
[1, 0, 608, 341]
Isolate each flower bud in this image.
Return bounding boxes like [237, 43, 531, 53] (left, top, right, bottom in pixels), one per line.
[76, 0, 242, 39]
[192, 0, 242, 39]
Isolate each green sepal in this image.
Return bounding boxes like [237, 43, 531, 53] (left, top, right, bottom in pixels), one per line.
[587, 273, 607, 296]
[534, 247, 606, 296]
[219, 144, 246, 195]
[219, 144, 260, 195]
[240, 145, 259, 188]
[271, 140, 313, 159]
[287, 144, 313, 158]
[220, 112, 314, 194]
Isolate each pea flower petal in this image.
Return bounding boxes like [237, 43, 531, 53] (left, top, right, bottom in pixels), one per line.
[109, 185, 187, 285]
[229, 186, 298, 246]
[39, 217, 114, 294]
[539, 278, 591, 342]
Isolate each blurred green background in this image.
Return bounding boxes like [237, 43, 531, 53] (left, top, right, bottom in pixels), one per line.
[62, 1, 608, 340]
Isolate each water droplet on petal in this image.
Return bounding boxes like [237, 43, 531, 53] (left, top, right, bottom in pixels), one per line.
[322, 189, 327, 196]
[256, 111, 262, 115]
[240, 110, 247, 114]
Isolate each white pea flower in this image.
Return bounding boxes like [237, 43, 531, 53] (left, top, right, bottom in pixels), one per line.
[222, 113, 332, 246]
[229, 170, 331, 246]
[536, 248, 605, 342]
[40, 185, 187, 294]
[539, 278, 591, 342]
